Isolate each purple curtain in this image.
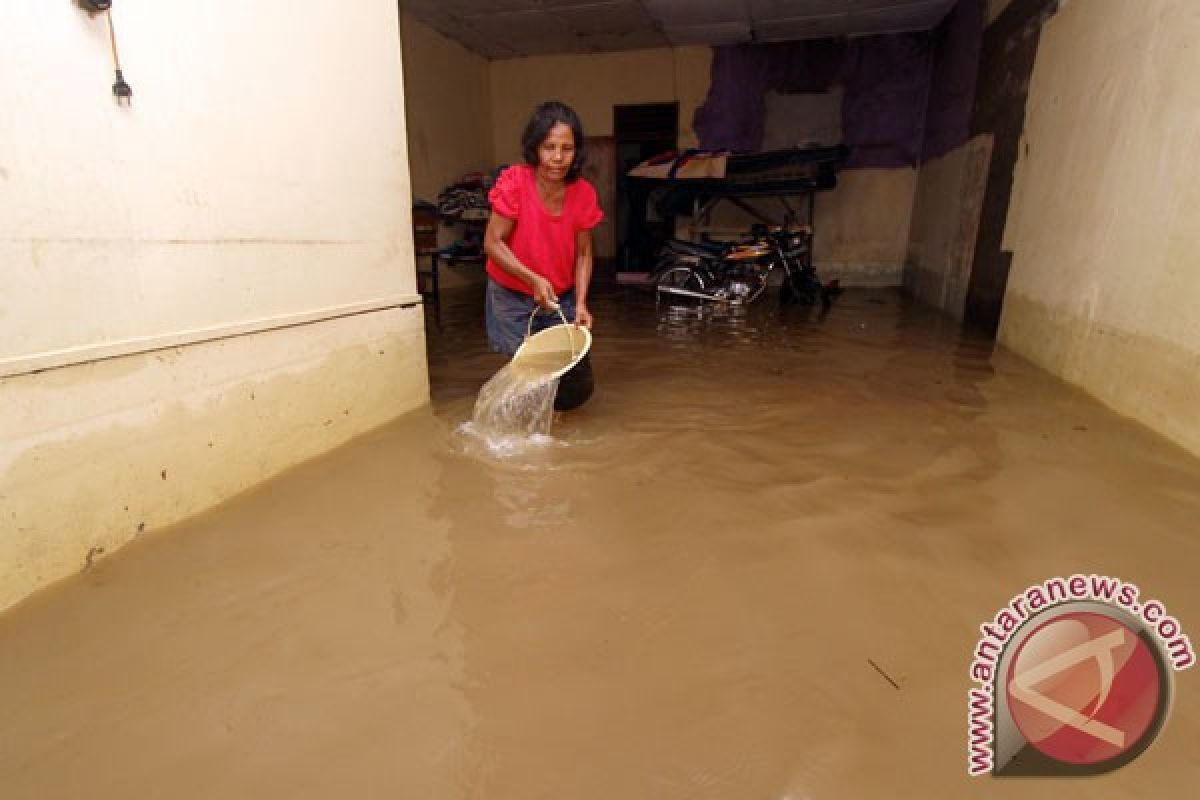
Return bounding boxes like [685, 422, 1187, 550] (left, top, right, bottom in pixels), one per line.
[693, 0, 984, 169]
[840, 34, 935, 168]
[922, 0, 984, 161]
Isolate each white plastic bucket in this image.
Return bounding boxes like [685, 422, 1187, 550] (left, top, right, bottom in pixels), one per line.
[511, 307, 592, 380]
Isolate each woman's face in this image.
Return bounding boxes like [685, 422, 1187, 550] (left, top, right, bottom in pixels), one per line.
[537, 122, 575, 182]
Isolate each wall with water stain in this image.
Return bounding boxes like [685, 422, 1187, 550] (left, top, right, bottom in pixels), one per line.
[999, 0, 1200, 457]
[905, 136, 993, 318]
[0, 309, 429, 612]
[0, 1, 429, 610]
[810, 168, 917, 286]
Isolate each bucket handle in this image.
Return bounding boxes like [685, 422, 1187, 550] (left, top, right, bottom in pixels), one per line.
[525, 306, 579, 360]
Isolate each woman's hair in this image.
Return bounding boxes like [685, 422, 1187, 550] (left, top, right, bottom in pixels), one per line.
[521, 101, 587, 182]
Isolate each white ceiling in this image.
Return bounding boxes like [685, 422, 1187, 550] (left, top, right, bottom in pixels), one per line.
[399, 0, 958, 59]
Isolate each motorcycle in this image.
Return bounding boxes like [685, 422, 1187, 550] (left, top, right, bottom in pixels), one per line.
[651, 225, 837, 308]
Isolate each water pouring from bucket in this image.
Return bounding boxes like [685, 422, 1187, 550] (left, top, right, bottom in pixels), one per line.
[470, 307, 594, 447]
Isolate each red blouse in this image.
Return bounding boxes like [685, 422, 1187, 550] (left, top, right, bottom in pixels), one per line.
[486, 165, 604, 295]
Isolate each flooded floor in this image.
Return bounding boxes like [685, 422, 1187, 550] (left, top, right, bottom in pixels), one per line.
[3, 286, 1199, 798]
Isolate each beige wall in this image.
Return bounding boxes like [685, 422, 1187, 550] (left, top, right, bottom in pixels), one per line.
[905, 136, 992, 317]
[0, 0, 427, 611]
[998, 0, 1200, 457]
[398, 12, 495, 287]
[489, 46, 712, 165]
[400, 12, 493, 203]
[812, 169, 917, 286]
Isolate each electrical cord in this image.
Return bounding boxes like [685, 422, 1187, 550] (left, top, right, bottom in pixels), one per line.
[106, 8, 132, 103]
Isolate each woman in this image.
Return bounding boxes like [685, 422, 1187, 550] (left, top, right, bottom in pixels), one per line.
[483, 101, 604, 357]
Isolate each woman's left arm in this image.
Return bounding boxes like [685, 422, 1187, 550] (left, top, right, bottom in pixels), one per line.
[573, 228, 594, 329]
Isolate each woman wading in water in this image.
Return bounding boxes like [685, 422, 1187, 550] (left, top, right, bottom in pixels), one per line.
[483, 101, 603, 409]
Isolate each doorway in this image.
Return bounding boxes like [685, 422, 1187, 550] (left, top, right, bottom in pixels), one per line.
[613, 102, 678, 270]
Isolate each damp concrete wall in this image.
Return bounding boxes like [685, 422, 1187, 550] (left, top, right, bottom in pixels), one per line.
[0, 1, 427, 611]
[809, 168, 917, 286]
[998, 0, 1200, 458]
[904, 136, 993, 317]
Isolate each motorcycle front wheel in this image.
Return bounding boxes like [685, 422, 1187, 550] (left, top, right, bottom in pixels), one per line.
[654, 265, 709, 305]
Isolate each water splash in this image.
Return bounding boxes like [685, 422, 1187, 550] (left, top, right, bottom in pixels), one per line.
[465, 352, 576, 456]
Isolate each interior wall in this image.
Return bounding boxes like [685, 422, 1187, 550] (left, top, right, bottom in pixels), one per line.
[489, 46, 712, 166]
[0, 0, 426, 611]
[998, 0, 1200, 457]
[814, 169, 918, 286]
[1, 2, 418, 372]
[398, 11, 494, 287]
[905, 136, 993, 317]
[399, 12, 493, 204]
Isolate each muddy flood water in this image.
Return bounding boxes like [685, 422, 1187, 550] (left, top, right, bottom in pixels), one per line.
[3, 286, 1199, 798]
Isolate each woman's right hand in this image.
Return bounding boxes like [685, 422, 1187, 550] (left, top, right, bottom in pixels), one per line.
[530, 275, 559, 310]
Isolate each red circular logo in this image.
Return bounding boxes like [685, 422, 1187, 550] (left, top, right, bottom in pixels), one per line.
[1005, 611, 1163, 765]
